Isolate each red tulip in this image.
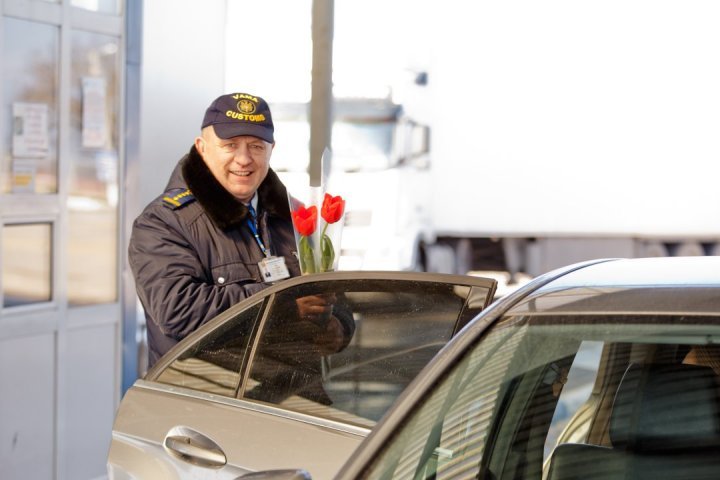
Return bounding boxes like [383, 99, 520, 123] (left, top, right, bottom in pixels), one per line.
[321, 193, 345, 224]
[291, 205, 318, 236]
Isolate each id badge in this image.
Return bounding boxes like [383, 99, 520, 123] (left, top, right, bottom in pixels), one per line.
[259, 256, 290, 283]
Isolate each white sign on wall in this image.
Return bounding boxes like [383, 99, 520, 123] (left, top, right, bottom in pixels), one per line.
[11, 159, 36, 193]
[12, 102, 49, 158]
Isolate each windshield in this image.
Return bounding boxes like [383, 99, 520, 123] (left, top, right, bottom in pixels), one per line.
[361, 314, 720, 480]
[268, 99, 429, 175]
[272, 117, 396, 173]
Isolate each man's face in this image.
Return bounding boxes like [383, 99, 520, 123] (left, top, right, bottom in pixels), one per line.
[195, 126, 274, 203]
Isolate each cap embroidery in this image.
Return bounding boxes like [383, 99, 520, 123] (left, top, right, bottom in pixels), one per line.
[225, 109, 266, 123]
[238, 99, 256, 114]
[232, 93, 259, 102]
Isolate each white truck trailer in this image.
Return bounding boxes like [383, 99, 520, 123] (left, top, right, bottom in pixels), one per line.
[276, 1, 720, 279]
[413, 1, 720, 277]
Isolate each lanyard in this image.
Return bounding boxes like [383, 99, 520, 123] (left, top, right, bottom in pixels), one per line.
[246, 205, 270, 258]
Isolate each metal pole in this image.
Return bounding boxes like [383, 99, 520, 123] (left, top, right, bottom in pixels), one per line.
[309, 0, 334, 187]
[122, 0, 143, 392]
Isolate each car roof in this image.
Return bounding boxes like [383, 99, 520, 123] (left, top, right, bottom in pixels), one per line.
[507, 256, 720, 316]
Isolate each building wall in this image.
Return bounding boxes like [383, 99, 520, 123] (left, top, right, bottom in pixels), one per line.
[122, 0, 229, 381]
[137, 0, 227, 210]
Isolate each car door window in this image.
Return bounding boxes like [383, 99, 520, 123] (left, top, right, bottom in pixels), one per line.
[360, 315, 720, 480]
[155, 301, 263, 396]
[242, 279, 489, 427]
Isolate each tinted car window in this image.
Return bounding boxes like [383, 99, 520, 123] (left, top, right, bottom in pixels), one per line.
[361, 315, 720, 480]
[155, 301, 263, 396]
[243, 280, 473, 427]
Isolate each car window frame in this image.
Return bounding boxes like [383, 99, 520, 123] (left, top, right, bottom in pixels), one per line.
[239, 275, 495, 426]
[142, 271, 498, 436]
[146, 271, 496, 381]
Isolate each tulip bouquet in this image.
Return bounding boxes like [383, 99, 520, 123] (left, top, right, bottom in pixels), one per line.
[290, 190, 346, 274]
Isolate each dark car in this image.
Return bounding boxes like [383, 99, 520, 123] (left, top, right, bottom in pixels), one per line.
[331, 256, 720, 480]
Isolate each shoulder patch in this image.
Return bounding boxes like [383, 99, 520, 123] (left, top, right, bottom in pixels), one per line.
[162, 188, 195, 209]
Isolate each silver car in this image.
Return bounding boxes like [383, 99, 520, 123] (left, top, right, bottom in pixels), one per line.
[107, 271, 498, 479]
[333, 257, 720, 480]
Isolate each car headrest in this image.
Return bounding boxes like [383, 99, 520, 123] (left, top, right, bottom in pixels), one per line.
[609, 362, 720, 451]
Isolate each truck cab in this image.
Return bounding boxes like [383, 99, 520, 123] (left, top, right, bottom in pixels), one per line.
[271, 98, 433, 272]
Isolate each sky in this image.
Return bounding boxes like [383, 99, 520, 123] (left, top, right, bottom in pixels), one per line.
[225, 0, 429, 102]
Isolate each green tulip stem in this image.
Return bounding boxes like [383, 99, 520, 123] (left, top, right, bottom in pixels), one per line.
[320, 222, 335, 272]
[299, 235, 316, 274]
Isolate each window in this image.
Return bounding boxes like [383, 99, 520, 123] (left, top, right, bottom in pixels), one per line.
[1, 18, 59, 194]
[361, 315, 720, 480]
[155, 302, 263, 396]
[244, 279, 470, 427]
[2, 223, 53, 307]
[67, 30, 120, 305]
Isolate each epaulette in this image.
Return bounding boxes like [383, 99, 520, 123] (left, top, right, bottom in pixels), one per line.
[162, 188, 195, 209]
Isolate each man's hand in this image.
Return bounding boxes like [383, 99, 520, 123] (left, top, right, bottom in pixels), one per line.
[295, 294, 345, 354]
[296, 294, 336, 326]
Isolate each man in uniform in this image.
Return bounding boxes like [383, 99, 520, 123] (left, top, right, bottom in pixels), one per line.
[129, 92, 349, 369]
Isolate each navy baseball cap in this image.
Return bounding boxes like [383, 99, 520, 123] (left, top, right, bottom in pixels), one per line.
[201, 92, 274, 143]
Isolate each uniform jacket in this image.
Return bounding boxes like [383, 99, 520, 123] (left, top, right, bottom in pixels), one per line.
[129, 145, 301, 368]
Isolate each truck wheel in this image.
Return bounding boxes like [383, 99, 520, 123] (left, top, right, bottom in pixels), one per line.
[640, 241, 668, 257]
[674, 241, 704, 256]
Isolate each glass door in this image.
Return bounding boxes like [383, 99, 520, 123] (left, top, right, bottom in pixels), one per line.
[0, 1, 126, 479]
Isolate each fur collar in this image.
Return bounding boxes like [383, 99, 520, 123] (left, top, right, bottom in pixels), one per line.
[182, 145, 291, 230]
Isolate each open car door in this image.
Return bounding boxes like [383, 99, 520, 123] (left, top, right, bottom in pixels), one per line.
[108, 271, 496, 480]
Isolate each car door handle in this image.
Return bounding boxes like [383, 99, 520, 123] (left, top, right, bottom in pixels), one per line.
[164, 433, 227, 468]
